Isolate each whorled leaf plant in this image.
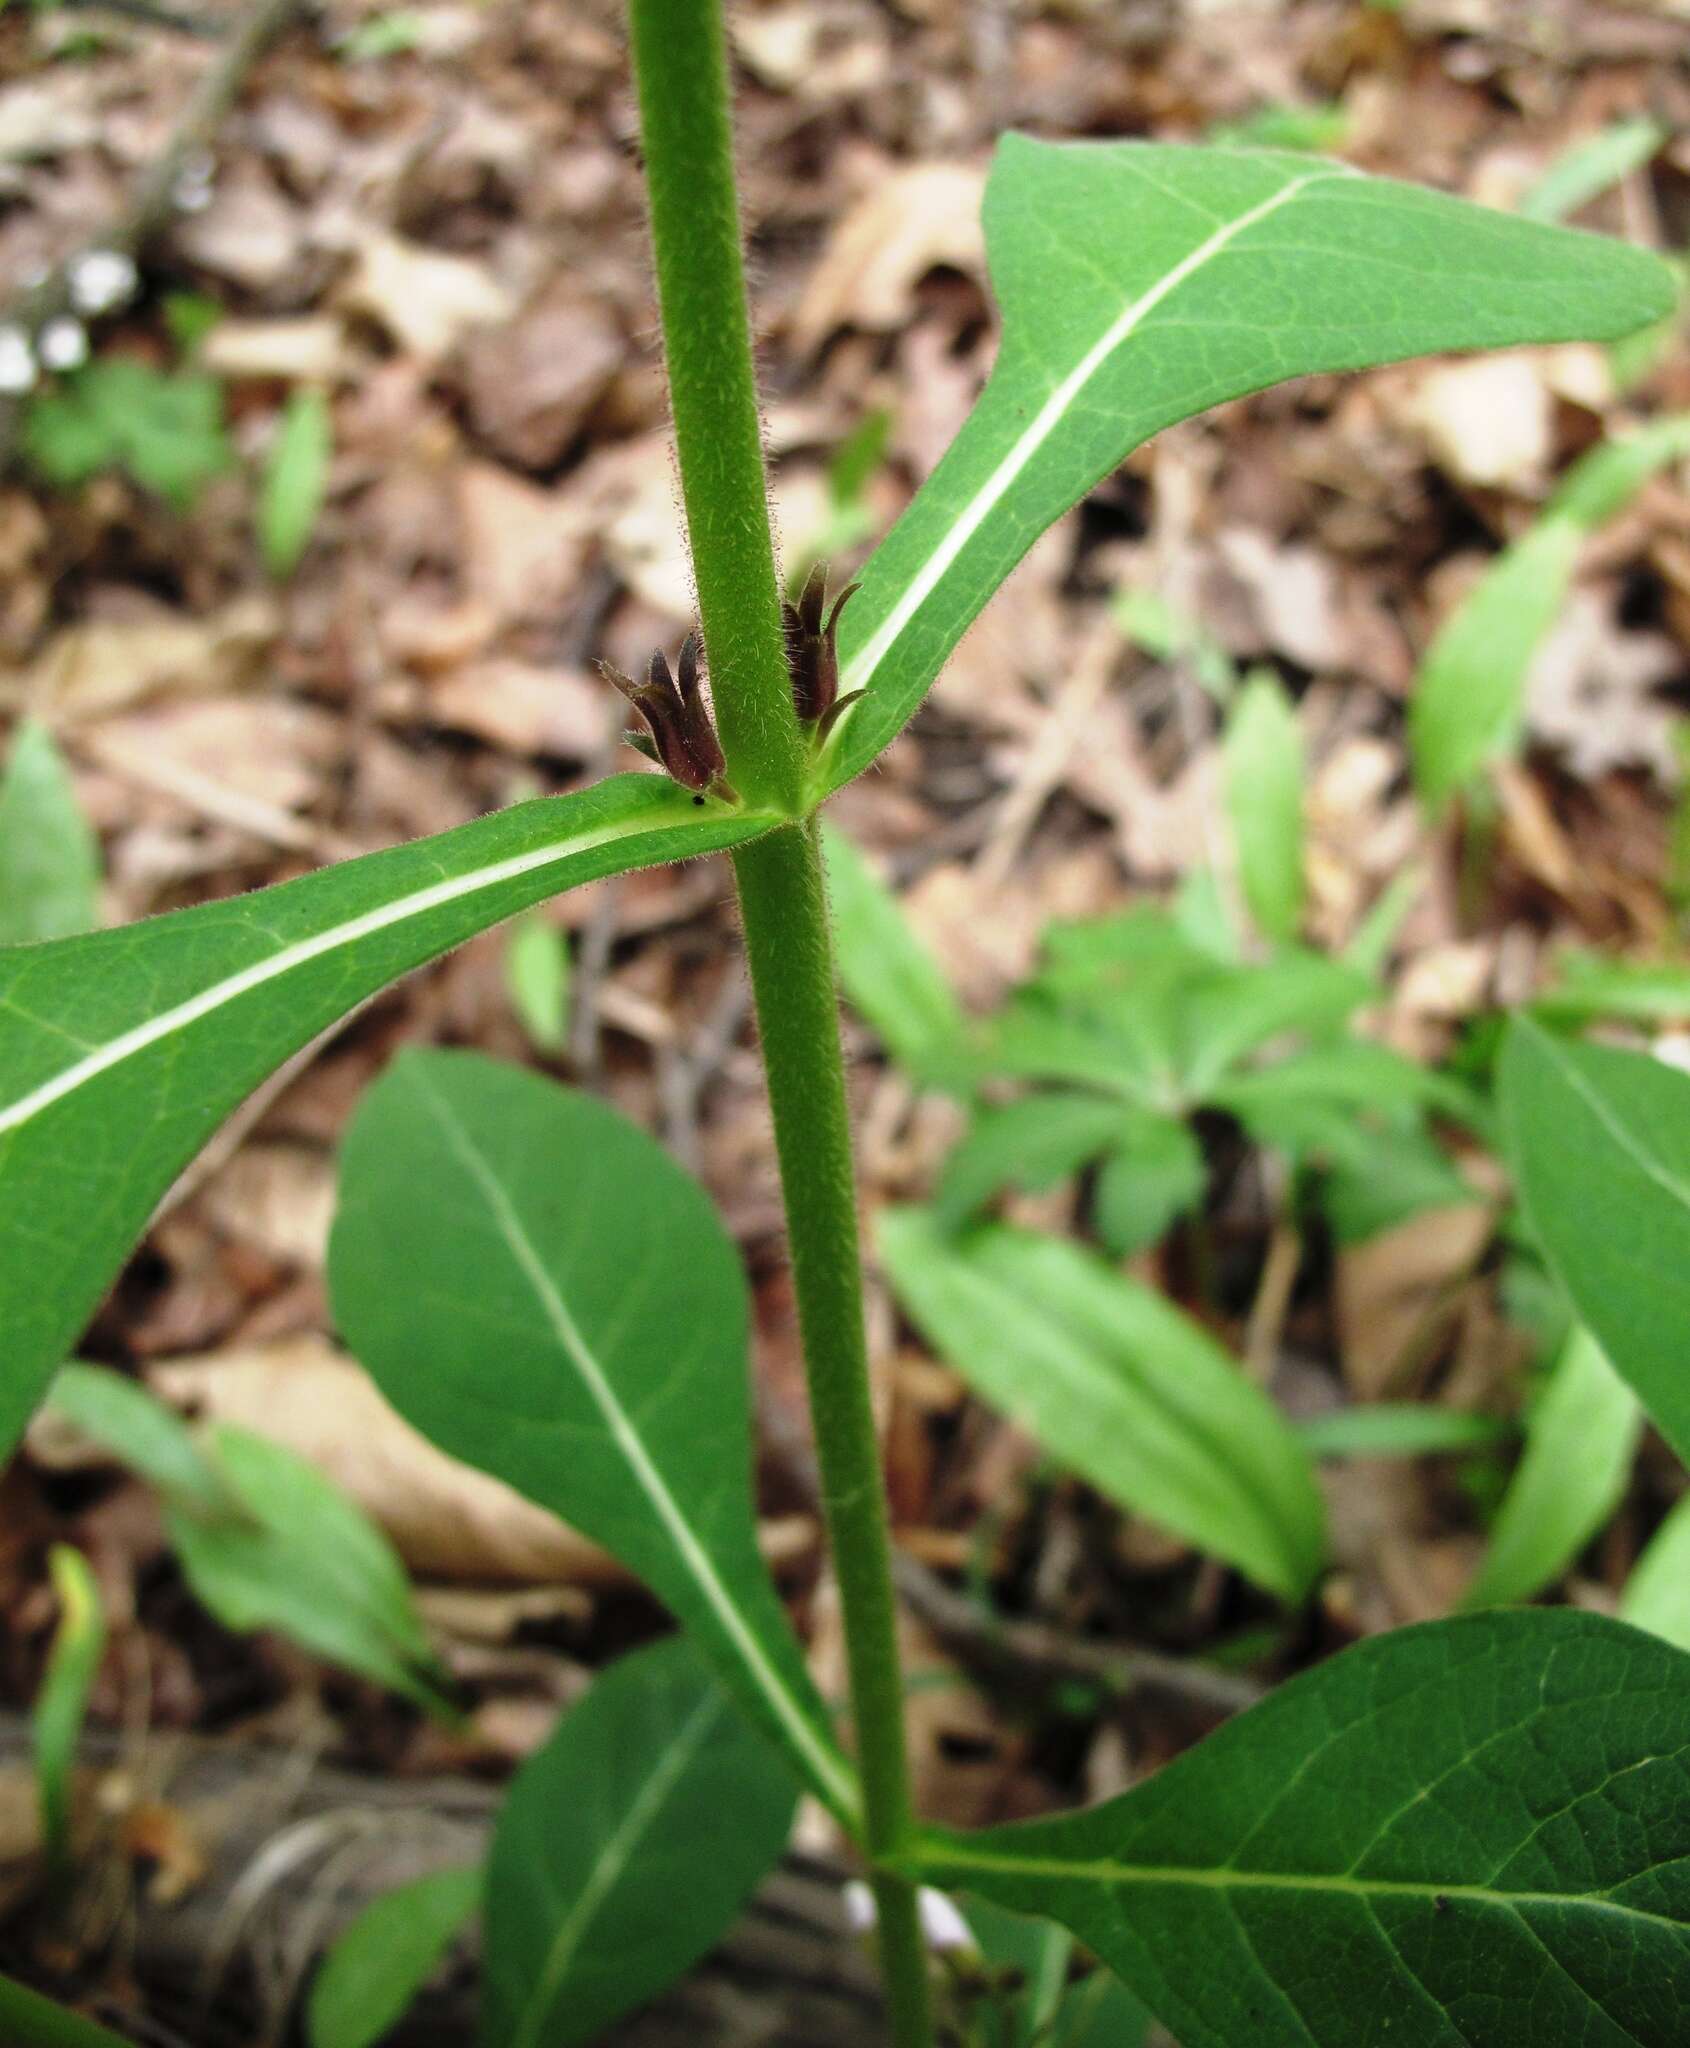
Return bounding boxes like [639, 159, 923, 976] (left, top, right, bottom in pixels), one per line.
[0, 1, 1685, 2043]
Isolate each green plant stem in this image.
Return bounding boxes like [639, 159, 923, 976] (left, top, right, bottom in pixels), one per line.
[0, 1976, 135, 2048]
[734, 823, 932, 2048]
[625, 0, 805, 816]
[625, 5, 932, 2042]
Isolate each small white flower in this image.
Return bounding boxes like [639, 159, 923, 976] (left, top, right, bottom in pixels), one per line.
[38, 317, 89, 373]
[173, 153, 215, 214]
[68, 248, 139, 317]
[0, 326, 38, 396]
[842, 1880, 973, 1954]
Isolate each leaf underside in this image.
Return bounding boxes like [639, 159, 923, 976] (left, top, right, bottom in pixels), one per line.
[910, 1609, 1690, 2047]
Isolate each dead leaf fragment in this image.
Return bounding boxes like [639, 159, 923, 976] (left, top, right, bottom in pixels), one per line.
[461, 294, 625, 469]
[791, 161, 987, 353]
[149, 1338, 626, 1588]
[4, 596, 278, 723]
[1412, 354, 1551, 490]
[342, 236, 517, 363]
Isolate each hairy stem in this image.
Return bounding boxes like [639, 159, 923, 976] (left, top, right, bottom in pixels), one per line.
[625, 0, 805, 816]
[626, 4, 931, 2038]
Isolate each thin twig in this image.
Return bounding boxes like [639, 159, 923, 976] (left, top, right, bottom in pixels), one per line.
[892, 1550, 1265, 1722]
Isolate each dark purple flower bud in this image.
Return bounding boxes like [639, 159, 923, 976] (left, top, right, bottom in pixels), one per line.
[599, 636, 730, 798]
[782, 564, 859, 725]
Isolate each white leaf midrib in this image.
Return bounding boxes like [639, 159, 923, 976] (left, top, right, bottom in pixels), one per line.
[408, 1064, 859, 1825]
[832, 165, 1346, 736]
[0, 806, 765, 1139]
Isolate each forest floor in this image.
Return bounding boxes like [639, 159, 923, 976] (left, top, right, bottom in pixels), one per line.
[1, 0, 1688, 2035]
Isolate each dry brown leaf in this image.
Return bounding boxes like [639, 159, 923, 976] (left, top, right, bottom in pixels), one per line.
[1525, 588, 1681, 784]
[89, 696, 339, 818]
[200, 317, 349, 383]
[1212, 526, 1346, 670]
[732, 1, 890, 96]
[457, 463, 589, 628]
[148, 1337, 628, 1589]
[173, 167, 307, 292]
[1410, 354, 1552, 490]
[428, 660, 608, 759]
[341, 236, 517, 362]
[197, 1144, 336, 1270]
[460, 294, 625, 469]
[790, 161, 987, 354]
[1334, 1203, 1494, 1399]
[3, 596, 278, 723]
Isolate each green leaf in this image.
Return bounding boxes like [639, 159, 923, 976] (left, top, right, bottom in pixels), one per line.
[170, 1423, 453, 1713]
[329, 1051, 855, 1824]
[308, 1865, 481, 2048]
[1410, 415, 1690, 813]
[47, 1363, 230, 1517]
[0, 1973, 137, 2048]
[879, 1209, 1326, 1602]
[258, 387, 331, 579]
[821, 821, 970, 1086]
[1460, 1325, 1640, 1612]
[1224, 671, 1304, 945]
[936, 1094, 1133, 1229]
[503, 911, 571, 1055]
[33, 1545, 105, 1871]
[1531, 947, 1690, 1026]
[1500, 1019, 1690, 1466]
[1519, 116, 1664, 224]
[0, 721, 100, 945]
[819, 137, 1672, 792]
[0, 778, 770, 1465]
[22, 361, 233, 511]
[483, 1635, 796, 2048]
[1053, 1968, 1152, 2047]
[1620, 1496, 1690, 1653]
[961, 1898, 1073, 2048]
[1092, 1114, 1206, 1257]
[906, 1608, 1690, 2047]
[1294, 1404, 1507, 1460]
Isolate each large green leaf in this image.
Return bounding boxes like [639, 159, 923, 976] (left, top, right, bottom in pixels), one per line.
[1460, 1325, 1640, 1613]
[482, 1635, 795, 2048]
[909, 1609, 1690, 2047]
[308, 1865, 482, 2048]
[1410, 415, 1690, 813]
[819, 137, 1671, 791]
[328, 1050, 855, 1824]
[0, 778, 769, 1464]
[879, 1209, 1325, 1602]
[0, 720, 101, 945]
[1621, 1496, 1690, 1653]
[1500, 1019, 1690, 1466]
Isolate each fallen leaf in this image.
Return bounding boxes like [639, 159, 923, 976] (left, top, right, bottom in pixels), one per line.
[173, 167, 307, 292]
[428, 660, 609, 759]
[200, 317, 349, 382]
[1526, 587, 1681, 783]
[3, 596, 278, 723]
[1411, 353, 1552, 490]
[149, 1337, 628, 1588]
[197, 1144, 336, 1269]
[460, 293, 624, 468]
[791, 160, 987, 354]
[457, 463, 588, 627]
[342, 236, 517, 363]
[1334, 1203, 1494, 1399]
